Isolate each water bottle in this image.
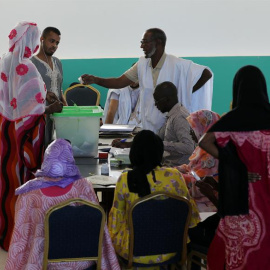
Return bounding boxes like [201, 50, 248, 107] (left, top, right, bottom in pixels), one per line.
[101, 163, 109, 176]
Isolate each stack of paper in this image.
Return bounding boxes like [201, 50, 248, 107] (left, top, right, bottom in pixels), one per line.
[99, 124, 136, 137]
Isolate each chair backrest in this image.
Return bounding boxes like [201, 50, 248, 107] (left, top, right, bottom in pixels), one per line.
[43, 198, 105, 270]
[64, 84, 101, 106]
[127, 191, 192, 268]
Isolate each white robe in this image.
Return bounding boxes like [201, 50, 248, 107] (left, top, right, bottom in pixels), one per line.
[137, 54, 213, 133]
[103, 86, 141, 126]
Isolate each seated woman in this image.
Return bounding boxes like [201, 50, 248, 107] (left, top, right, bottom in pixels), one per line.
[176, 110, 220, 212]
[5, 139, 120, 270]
[108, 130, 200, 267]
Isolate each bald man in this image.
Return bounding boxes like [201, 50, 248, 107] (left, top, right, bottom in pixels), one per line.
[154, 81, 195, 166]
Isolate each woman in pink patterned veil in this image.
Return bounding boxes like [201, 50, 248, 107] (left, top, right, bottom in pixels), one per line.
[200, 65, 270, 270]
[0, 21, 63, 251]
[176, 109, 220, 212]
[0, 21, 47, 251]
[5, 138, 120, 270]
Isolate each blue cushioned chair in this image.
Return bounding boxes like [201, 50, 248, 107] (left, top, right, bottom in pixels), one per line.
[118, 191, 192, 269]
[43, 198, 105, 270]
[64, 84, 100, 106]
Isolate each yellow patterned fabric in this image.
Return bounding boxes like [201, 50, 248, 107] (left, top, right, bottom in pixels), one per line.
[108, 166, 200, 267]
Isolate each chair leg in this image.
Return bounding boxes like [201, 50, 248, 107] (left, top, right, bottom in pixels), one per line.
[187, 250, 207, 270]
[177, 264, 187, 270]
[187, 253, 192, 270]
[173, 262, 187, 270]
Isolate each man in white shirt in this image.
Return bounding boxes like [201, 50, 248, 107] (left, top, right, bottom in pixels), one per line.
[81, 28, 213, 133]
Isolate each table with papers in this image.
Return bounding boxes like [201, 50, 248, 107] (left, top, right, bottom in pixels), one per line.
[75, 136, 131, 216]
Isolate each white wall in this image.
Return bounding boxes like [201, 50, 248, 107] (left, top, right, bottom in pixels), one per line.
[1, 0, 269, 59]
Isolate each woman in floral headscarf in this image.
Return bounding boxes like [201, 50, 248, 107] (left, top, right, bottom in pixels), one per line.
[0, 21, 62, 251]
[176, 110, 220, 212]
[5, 138, 120, 270]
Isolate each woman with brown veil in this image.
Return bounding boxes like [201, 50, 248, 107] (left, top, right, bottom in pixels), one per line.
[199, 65, 270, 269]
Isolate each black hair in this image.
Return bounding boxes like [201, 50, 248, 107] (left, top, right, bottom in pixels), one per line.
[155, 81, 177, 97]
[130, 130, 163, 170]
[42, 27, 61, 38]
[128, 130, 164, 197]
[232, 65, 268, 109]
[146, 28, 167, 47]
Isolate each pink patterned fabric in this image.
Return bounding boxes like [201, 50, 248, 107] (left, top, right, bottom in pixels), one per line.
[187, 110, 220, 140]
[185, 110, 220, 177]
[176, 110, 220, 212]
[0, 21, 46, 121]
[5, 178, 120, 270]
[207, 131, 270, 270]
[0, 21, 47, 251]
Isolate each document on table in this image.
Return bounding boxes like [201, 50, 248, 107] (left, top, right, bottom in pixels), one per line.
[109, 170, 122, 180]
[86, 175, 118, 186]
[110, 147, 131, 164]
[100, 124, 136, 132]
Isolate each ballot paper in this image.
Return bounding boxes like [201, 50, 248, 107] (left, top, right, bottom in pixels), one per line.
[86, 175, 118, 186]
[110, 147, 131, 164]
[100, 124, 136, 133]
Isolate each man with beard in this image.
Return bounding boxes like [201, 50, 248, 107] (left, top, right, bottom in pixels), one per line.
[31, 27, 67, 147]
[81, 28, 213, 133]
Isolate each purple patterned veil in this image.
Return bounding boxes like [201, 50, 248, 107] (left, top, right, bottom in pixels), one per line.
[16, 139, 82, 195]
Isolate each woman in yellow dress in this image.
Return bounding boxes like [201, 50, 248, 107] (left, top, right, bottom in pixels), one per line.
[108, 130, 200, 268]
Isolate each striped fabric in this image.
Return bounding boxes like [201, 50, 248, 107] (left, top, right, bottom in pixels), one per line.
[0, 114, 45, 251]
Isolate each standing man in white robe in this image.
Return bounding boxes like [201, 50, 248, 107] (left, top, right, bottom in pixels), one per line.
[81, 28, 213, 134]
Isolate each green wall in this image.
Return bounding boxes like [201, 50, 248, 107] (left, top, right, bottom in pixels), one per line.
[62, 56, 270, 115]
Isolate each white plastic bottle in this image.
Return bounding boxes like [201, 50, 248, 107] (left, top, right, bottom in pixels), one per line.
[101, 163, 109, 176]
